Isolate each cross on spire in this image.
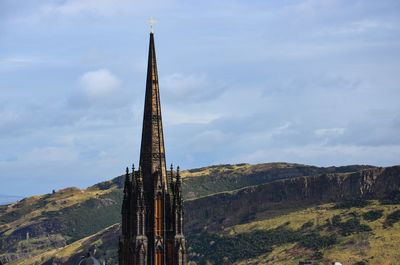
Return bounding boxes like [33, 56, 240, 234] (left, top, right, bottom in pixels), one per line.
[148, 17, 157, 33]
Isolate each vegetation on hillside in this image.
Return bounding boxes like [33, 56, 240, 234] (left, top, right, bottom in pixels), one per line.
[225, 201, 400, 265]
[0, 188, 118, 262]
[189, 223, 337, 264]
[0, 163, 398, 265]
[9, 200, 400, 265]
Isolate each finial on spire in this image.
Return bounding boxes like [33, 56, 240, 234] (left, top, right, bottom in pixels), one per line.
[176, 166, 181, 183]
[124, 167, 130, 192]
[138, 166, 143, 180]
[136, 166, 143, 182]
[148, 17, 157, 33]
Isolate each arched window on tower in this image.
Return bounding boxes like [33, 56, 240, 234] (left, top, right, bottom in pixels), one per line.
[179, 244, 184, 263]
[155, 193, 162, 236]
[137, 244, 145, 264]
[155, 246, 163, 265]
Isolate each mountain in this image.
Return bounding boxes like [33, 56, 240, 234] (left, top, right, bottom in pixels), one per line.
[0, 163, 399, 265]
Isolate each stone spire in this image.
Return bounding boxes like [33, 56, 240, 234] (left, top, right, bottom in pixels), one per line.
[119, 31, 187, 265]
[139, 32, 168, 193]
[139, 32, 169, 265]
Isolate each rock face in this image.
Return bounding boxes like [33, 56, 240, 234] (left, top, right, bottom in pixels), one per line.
[184, 166, 400, 233]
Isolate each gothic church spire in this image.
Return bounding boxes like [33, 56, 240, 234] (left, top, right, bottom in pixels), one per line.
[120, 31, 187, 265]
[140, 32, 168, 192]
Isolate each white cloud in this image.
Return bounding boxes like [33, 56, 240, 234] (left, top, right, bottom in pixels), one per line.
[162, 73, 225, 102]
[314, 128, 346, 138]
[164, 109, 219, 125]
[0, 57, 37, 70]
[234, 144, 400, 167]
[41, 0, 120, 17]
[79, 69, 121, 98]
[11, 0, 172, 23]
[322, 19, 397, 35]
[0, 56, 64, 72]
[23, 146, 79, 163]
[0, 108, 20, 128]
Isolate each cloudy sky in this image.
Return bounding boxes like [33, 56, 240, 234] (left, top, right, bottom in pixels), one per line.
[1, 0, 399, 197]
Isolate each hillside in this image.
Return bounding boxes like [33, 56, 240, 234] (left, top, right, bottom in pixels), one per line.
[7, 200, 400, 265]
[0, 163, 399, 264]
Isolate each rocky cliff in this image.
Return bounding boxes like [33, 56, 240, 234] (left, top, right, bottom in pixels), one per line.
[185, 166, 400, 232]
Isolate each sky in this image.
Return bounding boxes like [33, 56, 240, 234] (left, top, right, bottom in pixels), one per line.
[0, 0, 400, 197]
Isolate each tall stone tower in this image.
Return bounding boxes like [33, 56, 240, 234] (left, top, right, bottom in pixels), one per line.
[119, 32, 187, 265]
